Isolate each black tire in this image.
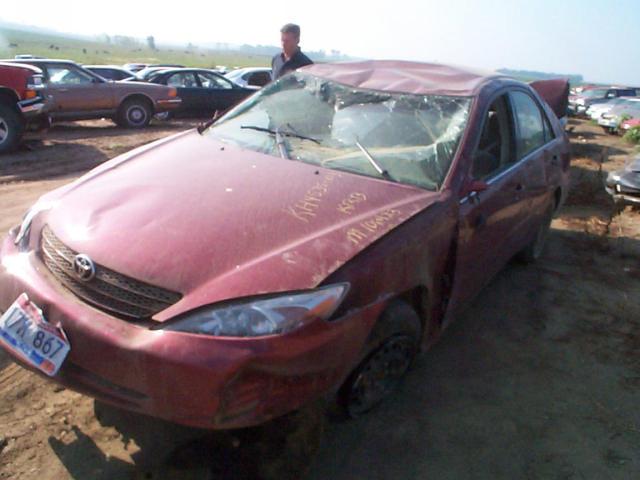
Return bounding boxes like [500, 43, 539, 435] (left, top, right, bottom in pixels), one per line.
[519, 203, 554, 263]
[339, 300, 421, 417]
[0, 103, 24, 154]
[116, 98, 152, 128]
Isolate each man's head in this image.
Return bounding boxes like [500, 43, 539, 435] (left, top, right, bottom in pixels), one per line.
[280, 23, 301, 58]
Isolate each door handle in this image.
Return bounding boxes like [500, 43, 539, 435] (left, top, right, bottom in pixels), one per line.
[515, 183, 525, 192]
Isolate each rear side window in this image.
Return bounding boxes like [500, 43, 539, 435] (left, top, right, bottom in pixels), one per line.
[249, 72, 271, 87]
[47, 65, 93, 85]
[510, 91, 548, 159]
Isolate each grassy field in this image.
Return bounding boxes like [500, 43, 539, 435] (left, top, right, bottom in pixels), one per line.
[0, 26, 271, 69]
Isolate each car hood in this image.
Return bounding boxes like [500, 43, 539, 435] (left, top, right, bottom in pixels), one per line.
[42, 130, 439, 320]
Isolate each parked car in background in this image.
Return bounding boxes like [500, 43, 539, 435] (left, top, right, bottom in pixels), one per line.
[134, 66, 172, 81]
[225, 67, 273, 88]
[0, 61, 570, 430]
[597, 99, 640, 133]
[123, 63, 149, 73]
[85, 65, 136, 81]
[146, 68, 255, 117]
[569, 86, 638, 116]
[586, 97, 638, 120]
[620, 117, 640, 133]
[0, 62, 49, 153]
[2, 59, 181, 128]
[124, 64, 183, 74]
[606, 155, 640, 205]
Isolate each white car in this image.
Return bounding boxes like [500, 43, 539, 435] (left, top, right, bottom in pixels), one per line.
[586, 97, 638, 120]
[225, 67, 272, 88]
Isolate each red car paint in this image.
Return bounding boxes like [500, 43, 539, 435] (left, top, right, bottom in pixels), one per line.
[621, 117, 640, 131]
[0, 61, 570, 429]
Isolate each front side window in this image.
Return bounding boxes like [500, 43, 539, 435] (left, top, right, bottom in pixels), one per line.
[48, 66, 93, 85]
[198, 72, 233, 90]
[472, 95, 514, 179]
[206, 72, 471, 190]
[167, 73, 198, 88]
[511, 91, 547, 159]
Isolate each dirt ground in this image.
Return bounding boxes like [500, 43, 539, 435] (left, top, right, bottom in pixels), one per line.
[0, 118, 639, 479]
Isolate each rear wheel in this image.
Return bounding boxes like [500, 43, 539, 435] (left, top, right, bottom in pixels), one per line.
[0, 103, 24, 154]
[339, 300, 421, 417]
[116, 98, 152, 128]
[519, 203, 554, 263]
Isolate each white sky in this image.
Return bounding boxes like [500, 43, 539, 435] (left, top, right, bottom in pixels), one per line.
[2, 0, 639, 84]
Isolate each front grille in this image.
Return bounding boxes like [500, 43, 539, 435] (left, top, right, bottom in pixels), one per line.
[40, 225, 182, 320]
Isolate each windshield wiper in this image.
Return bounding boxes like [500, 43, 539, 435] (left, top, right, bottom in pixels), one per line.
[241, 124, 320, 144]
[240, 125, 290, 159]
[285, 123, 320, 144]
[354, 139, 395, 181]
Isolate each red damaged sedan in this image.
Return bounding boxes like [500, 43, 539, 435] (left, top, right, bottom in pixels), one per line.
[0, 61, 570, 429]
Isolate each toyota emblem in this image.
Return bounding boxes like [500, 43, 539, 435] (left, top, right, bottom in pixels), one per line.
[73, 254, 96, 282]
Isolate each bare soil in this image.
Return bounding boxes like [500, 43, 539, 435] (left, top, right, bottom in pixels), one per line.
[0, 118, 639, 479]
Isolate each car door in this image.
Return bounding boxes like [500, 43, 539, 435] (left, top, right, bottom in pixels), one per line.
[164, 72, 202, 115]
[509, 89, 556, 231]
[44, 64, 113, 113]
[196, 72, 250, 114]
[447, 93, 533, 309]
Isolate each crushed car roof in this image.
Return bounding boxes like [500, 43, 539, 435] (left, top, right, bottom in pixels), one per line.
[300, 60, 505, 96]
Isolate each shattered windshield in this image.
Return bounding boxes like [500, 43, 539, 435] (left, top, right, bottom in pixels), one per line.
[206, 72, 471, 190]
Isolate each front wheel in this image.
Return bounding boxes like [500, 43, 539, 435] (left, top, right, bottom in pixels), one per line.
[339, 301, 421, 417]
[0, 103, 24, 154]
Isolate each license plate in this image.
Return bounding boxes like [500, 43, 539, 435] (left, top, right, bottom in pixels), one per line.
[0, 293, 70, 376]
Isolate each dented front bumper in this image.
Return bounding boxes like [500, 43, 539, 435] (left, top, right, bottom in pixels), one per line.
[0, 230, 378, 429]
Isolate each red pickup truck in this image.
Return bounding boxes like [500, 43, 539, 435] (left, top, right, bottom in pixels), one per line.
[0, 61, 49, 153]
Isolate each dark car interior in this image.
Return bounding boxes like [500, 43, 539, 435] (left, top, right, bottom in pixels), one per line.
[472, 95, 513, 179]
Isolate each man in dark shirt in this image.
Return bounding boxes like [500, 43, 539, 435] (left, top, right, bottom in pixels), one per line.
[271, 23, 313, 80]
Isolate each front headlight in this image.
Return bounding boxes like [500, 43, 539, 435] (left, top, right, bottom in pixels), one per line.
[162, 283, 349, 337]
[14, 201, 55, 249]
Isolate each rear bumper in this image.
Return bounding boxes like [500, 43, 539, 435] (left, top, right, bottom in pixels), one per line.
[0, 229, 377, 430]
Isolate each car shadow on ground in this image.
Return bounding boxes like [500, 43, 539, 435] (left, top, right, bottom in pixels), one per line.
[48, 426, 132, 480]
[45, 225, 640, 480]
[42, 120, 197, 141]
[0, 142, 110, 183]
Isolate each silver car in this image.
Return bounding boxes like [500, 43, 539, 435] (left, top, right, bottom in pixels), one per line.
[598, 100, 640, 132]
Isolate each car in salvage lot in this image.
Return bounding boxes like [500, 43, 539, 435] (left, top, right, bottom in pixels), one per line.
[606, 155, 640, 206]
[2, 59, 182, 128]
[569, 86, 638, 116]
[0, 60, 570, 429]
[0, 61, 49, 153]
[144, 68, 256, 118]
[225, 67, 273, 88]
[597, 98, 640, 133]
